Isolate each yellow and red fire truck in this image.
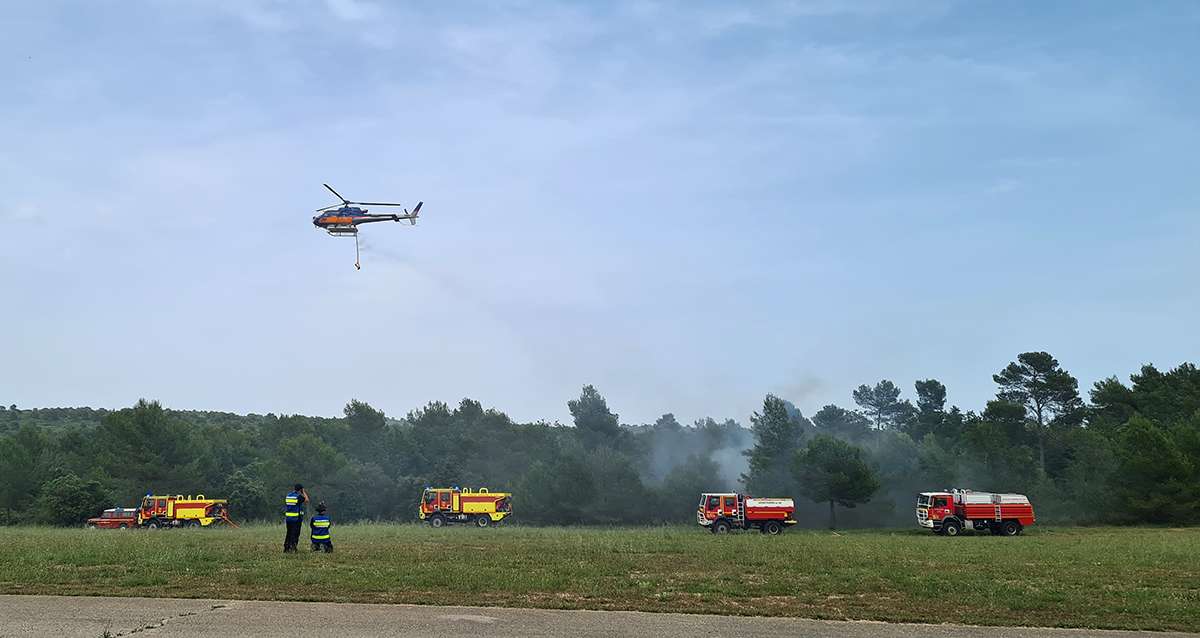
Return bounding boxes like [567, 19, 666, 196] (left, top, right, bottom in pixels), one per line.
[418, 487, 512, 528]
[138, 493, 234, 528]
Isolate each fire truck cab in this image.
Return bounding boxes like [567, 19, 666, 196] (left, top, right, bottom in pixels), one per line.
[916, 489, 1035, 536]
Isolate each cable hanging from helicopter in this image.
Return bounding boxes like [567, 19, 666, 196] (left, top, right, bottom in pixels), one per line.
[311, 183, 424, 270]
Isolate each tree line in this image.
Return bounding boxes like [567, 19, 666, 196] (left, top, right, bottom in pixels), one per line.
[1, 352, 1197, 527]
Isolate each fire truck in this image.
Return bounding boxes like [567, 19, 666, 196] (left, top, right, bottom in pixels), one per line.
[419, 487, 512, 528]
[138, 493, 234, 528]
[916, 489, 1035, 536]
[696, 492, 797, 535]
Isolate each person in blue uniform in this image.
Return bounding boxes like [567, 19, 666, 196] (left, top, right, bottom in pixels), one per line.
[310, 502, 333, 553]
[283, 483, 308, 553]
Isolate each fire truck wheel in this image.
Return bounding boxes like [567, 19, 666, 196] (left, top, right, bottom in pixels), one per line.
[146, 519, 161, 530]
[118, 523, 128, 530]
[713, 520, 731, 534]
[942, 520, 962, 537]
[429, 515, 446, 528]
[475, 515, 491, 528]
[187, 520, 201, 528]
[763, 521, 783, 536]
[86, 523, 97, 530]
[1000, 521, 1020, 536]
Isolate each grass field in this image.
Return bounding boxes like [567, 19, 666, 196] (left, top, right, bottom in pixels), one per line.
[0, 524, 1197, 631]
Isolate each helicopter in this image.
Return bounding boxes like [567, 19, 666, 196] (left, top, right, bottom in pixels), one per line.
[313, 183, 423, 269]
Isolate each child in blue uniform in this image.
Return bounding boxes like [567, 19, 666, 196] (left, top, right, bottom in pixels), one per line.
[310, 502, 333, 553]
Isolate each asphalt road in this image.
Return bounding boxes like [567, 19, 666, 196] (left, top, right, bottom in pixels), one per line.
[1, 595, 1196, 638]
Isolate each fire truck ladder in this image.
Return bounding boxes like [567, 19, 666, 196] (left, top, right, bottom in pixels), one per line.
[736, 494, 746, 527]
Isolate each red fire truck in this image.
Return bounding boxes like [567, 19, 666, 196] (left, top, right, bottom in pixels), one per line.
[696, 492, 797, 535]
[85, 507, 138, 529]
[916, 489, 1035, 536]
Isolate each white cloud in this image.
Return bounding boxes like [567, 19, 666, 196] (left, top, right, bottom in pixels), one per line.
[0, 202, 40, 223]
[324, 0, 381, 22]
[985, 179, 1020, 196]
[207, 0, 295, 32]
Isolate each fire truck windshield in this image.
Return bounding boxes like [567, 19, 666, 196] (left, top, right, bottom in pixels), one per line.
[916, 494, 931, 507]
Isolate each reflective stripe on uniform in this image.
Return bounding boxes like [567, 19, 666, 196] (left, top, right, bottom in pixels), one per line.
[284, 492, 303, 520]
[311, 516, 331, 540]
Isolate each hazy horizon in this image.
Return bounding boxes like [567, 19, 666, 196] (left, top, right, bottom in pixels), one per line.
[3, 1, 1197, 426]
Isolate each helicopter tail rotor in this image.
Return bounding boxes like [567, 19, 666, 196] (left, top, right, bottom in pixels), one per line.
[405, 201, 423, 225]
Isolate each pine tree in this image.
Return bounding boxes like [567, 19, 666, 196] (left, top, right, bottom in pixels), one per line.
[792, 435, 880, 529]
[742, 395, 807, 495]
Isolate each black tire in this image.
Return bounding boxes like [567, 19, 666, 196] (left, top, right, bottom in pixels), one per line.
[86, 523, 97, 530]
[475, 515, 491, 528]
[1001, 520, 1020, 536]
[187, 520, 201, 528]
[942, 519, 962, 537]
[118, 523, 128, 530]
[146, 519, 160, 530]
[763, 520, 783, 536]
[429, 515, 446, 529]
[713, 520, 731, 534]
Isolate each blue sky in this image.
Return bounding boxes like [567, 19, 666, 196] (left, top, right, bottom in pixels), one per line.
[2, 1, 1197, 425]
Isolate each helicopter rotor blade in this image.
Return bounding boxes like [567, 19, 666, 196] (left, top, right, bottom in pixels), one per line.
[323, 183, 349, 204]
[351, 201, 405, 207]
